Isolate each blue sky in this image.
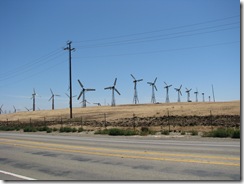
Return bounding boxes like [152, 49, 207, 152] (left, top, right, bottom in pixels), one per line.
[0, 0, 240, 112]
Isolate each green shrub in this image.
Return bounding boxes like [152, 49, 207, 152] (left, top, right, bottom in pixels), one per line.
[37, 126, 49, 132]
[72, 128, 77, 132]
[202, 128, 240, 138]
[23, 126, 37, 132]
[231, 129, 240, 139]
[108, 128, 125, 136]
[123, 129, 137, 136]
[52, 127, 58, 132]
[46, 128, 52, 133]
[161, 130, 170, 135]
[94, 129, 110, 134]
[78, 127, 84, 132]
[59, 126, 73, 133]
[190, 130, 198, 136]
[181, 131, 186, 135]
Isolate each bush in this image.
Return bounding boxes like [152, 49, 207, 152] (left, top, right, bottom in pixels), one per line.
[23, 126, 37, 132]
[59, 126, 72, 133]
[108, 128, 125, 136]
[46, 128, 52, 133]
[202, 128, 240, 138]
[72, 128, 77, 132]
[231, 129, 240, 139]
[190, 130, 198, 136]
[161, 130, 170, 135]
[181, 131, 186, 135]
[37, 126, 49, 132]
[78, 127, 84, 132]
[52, 127, 58, 132]
[94, 129, 110, 134]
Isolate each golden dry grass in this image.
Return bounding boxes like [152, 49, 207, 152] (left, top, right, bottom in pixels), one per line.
[0, 101, 240, 122]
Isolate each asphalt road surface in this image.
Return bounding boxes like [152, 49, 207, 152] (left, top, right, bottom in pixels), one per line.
[0, 132, 240, 181]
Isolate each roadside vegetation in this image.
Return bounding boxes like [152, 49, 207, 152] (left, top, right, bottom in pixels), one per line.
[0, 124, 240, 139]
[203, 128, 240, 138]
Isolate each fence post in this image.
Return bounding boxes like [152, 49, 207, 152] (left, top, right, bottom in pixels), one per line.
[210, 110, 213, 131]
[104, 113, 107, 128]
[167, 109, 170, 132]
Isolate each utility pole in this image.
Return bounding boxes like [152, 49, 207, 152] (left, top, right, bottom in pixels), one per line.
[64, 41, 75, 119]
[212, 84, 215, 102]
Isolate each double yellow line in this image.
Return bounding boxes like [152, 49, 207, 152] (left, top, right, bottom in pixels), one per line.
[0, 138, 240, 167]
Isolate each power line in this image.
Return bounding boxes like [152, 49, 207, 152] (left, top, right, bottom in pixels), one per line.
[73, 41, 239, 59]
[73, 15, 239, 43]
[0, 48, 62, 76]
[0, 51, 65, 81]
[75, 25, 239, 49]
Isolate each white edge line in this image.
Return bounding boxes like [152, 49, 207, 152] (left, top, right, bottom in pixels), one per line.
[0, 170, 36, 180]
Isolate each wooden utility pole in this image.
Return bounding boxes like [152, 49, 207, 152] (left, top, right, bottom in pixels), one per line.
[64, 41, 75, 119]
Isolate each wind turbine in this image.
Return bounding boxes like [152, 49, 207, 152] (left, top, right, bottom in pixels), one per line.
[202, 92, 205, 102]
[49, 89, 60, 110]
[194, 88, 199, 102]
[104, 78, 121, 107]
[31, 88, 39, 111]
[147, 77, 157, 103]
[0, 104, 3, 114]
[174, 85, 182, 102]
[131, 74, 143, 104]
[77, 79, 96, 108]
[25, 107, 32, 111]
[94, 103, 101, 106]
[164, 82, 172, 103]
[13, 106, 17, 113]
[185, 88, 192, 102]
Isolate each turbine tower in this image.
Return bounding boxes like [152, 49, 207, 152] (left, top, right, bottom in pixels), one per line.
[185, 88, 192, 102]
[104, 78, 121, 107]
[49, 89, 60, 110]
[174, 85, 182, 102]
[77, 80, 96, 108]
[164, 82, 172, 103]
[194, 88, 199, 102]
[202, 93, 205, 102]
[31, 89, 37, 111]
[0, 104, 3, 114]
[13, 106, 16, 113]
[131, 74, 143, 104]
[147, 77, 157, 103]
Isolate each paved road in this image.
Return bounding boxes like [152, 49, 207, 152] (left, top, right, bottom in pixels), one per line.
[0, 132, 240, 180]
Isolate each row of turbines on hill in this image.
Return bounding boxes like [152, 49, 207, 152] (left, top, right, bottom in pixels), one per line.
[0, 74, 215, 114]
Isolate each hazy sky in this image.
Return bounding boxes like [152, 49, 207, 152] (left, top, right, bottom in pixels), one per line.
[0, 0, 240, 112]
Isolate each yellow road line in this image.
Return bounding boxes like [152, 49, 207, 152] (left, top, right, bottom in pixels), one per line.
[0, 138, 240, 161]
[0, 140, 240, 167]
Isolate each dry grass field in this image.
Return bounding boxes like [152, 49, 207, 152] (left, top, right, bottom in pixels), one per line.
[0, 101, 240, 122]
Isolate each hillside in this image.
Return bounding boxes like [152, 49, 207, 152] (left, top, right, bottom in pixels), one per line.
[0, 101, 240, 123]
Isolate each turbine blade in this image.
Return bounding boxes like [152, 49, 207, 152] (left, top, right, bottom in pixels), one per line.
[131, 74, 136, 80]
[154, 85, 158, 91]
[114, 88, 121, 95]
[78, 79, 84, 88]
[169, 85, 172, 88]
[65, 93, 69, 98]
[154, 77, 157, 84]
[114, 78, 117, 86]
[179, 85, 182, 89]
[48, 96, 52, 101]
[86, 89, 96, 91]
[104, 87, 112, 90]
[50, 88, 54, 95]
[137, 79, 143, 82]
[147, 82, 153, 85]
[180, 91, 182, 96]
[78, 91, 83, 100]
